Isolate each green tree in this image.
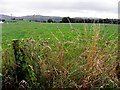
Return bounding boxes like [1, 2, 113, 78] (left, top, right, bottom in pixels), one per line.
[61, 17, 71, 23]
[48, 19, 53, 23]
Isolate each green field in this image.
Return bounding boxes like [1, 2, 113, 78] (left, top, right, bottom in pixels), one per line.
[2, 21, 119, 89]
[2, 21, 118, 48]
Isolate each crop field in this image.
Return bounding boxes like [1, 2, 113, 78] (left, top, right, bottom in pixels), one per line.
[2, 21, 119, 89]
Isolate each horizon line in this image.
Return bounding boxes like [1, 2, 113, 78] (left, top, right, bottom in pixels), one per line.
[0, 13, 119, 19]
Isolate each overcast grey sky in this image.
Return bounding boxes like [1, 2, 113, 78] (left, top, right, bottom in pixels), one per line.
[0, 0, 119, 18]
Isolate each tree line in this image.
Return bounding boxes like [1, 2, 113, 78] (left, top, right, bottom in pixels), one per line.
[60, 17, 120, 24]
[1, 17, 120, 24]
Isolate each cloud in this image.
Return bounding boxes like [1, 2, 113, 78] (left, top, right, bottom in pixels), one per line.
[20, 0, 117, 13]
[0, 0, 119, 18]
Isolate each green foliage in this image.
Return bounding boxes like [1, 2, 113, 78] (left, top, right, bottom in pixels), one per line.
[48, 19, 53, 23]
[2, 21, 119, 89]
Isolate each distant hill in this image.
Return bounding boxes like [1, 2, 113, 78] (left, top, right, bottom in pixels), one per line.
[0, 14, 62, 22]
[1, 14, 119, 24]
[0, 14, 16, 20]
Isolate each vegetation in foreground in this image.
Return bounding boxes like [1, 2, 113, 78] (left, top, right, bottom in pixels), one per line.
[2, 21, 120, 89]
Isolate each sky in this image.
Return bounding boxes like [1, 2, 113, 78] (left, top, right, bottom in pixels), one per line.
[0, 0, 120, 19]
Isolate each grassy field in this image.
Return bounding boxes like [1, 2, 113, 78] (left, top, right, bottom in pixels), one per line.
[2, 21, 118, 48]
[2, 21, 119, 89]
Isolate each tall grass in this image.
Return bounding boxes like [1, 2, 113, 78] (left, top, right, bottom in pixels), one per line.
[2, 23, 119, 89]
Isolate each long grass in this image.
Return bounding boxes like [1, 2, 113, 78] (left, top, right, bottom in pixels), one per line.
[2, 22, 119, 89]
